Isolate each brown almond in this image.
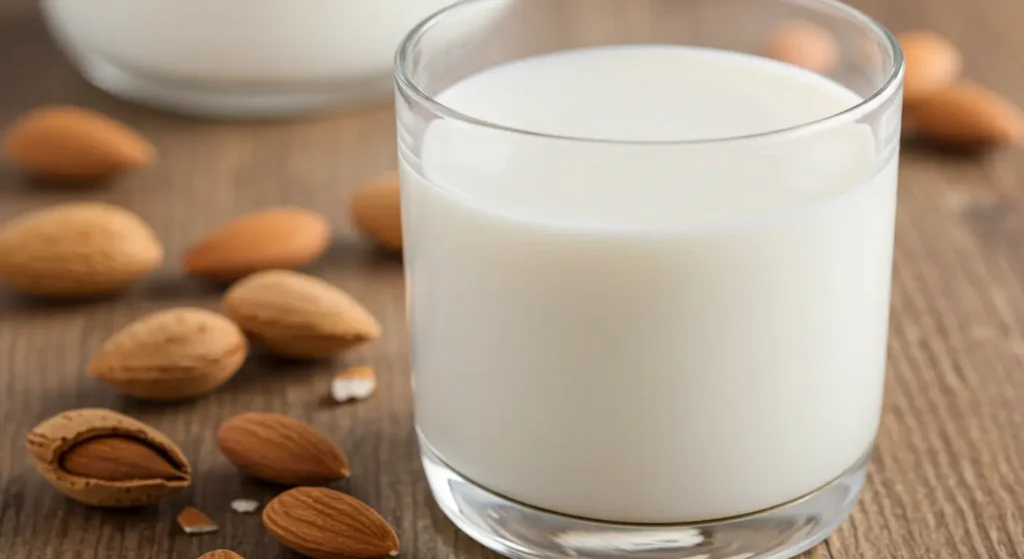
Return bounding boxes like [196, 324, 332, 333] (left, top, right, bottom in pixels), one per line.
[200, 551, 245, 559]
[351, 173, 402, 251]
[26, 408, 191, 507]
[263, 487, 399, 559]
[185, 207, 331, 281]
[221, 270, 381, 359]
[763, 20, 839, 74]
[899, 31, 963, 101]
[1, 105, 154, 179]
[0, 202, 164, 297]
[88, 307, 248, 401]
[905, 81, 1024, 147]
[178, 506, 220, 535]
[216, 412, 349, 486]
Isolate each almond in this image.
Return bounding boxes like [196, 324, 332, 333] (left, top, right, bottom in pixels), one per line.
[221, 270, 381, 359]
[899, 31, 963, 101]
[263, 487, 399, 559]
[185, 207, 331, 281]
[763, 20, 839, 74]
[331, 366, 377, 403]
[200, 551, 244, 559]
[1, 105, 154, 179]
[216, 412, 350, 486]
[26, 408, 191, 507]
[351, 172, 402, 251]
[88, 307, 248, 401]
[178, 506, 220, 535]
[905, 81, 1024, 147]
[0, 202, 164, 297]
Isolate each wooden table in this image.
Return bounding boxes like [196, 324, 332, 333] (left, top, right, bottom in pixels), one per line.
[1, 0, 1022, 557]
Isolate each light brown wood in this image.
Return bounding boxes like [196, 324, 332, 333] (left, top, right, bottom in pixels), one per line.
[1, 0, 1022, 558]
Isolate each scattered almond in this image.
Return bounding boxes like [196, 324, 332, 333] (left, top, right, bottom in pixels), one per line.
[331, 366, 377, 403]
[0, 202, 164, 297]
[230, 498, 260, 514]
[351, 172, 402, 251]
[1, 105, 154, 179]
[263, 487, 399, 559]
[763, 20, 839, 74]
[26, 408, 191, 507]
[221, 270, 381, 359]
[199, 551, 244, 559]
[904, 81, 1024, 147]
[216, 412, 350, 486]
[178, 506, 219, 535]
[88, 307, 248, 401]
[185, 207, 331, 281]
[899, 31, 963, 101]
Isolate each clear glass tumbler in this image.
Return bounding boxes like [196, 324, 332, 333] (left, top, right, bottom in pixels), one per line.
[396, 1, 903, 557]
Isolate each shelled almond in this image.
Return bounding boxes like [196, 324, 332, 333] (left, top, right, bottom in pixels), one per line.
[763, 20, 839, 73]
[351, 172, 403, 252]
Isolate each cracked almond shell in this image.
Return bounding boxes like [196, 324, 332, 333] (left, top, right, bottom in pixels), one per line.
[25, 408, 191, 507]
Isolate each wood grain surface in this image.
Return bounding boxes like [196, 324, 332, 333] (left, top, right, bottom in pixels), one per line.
[1, 0, 1023, 557]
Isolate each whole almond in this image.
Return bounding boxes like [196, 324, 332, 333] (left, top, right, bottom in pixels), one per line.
[216, 412, 349, 486]
[905, 81, 1024, 147]
[763, 20, 839, 74]
[88, 307, 248, 401]
[899, 31, 963, 101]
[1, 105, 154, 179]
[26, 408, 191, 507]
[221, 270, 381, 359]
[185, 207, 331, 281]
[200, 551, 245, 559]
[0, 202, 164, 296]
[351, 173, 402, 251]
[263, 487, 399, 559]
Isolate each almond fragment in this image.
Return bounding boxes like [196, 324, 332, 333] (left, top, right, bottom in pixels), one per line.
[221, 270, 381, 359]
[332, 366, 377, 403]
[351, 172, 402, 251]
[61, 436, 185, 481]
[0, 202, 164, 297]
[216, 412, 350, 486]
[899, 31, 963, 101]
[1, 105, 154, 179]
[905, 81, 1024, 147]
[199, 551, 244, 559]
[185, 207, 331, 281]
[178, 506, 219, 535]
[263, 487, 399, 559]
[763, 20, 839, 73]
[230, 498, 260, 514]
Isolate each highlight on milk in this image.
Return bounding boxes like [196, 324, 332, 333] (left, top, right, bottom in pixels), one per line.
[396, 0, 904, 556]
[40, 0, 476, 118]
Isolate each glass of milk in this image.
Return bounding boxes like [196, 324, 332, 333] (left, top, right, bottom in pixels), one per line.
[397, 0, 904, 557]
[40, 0, 460, 118]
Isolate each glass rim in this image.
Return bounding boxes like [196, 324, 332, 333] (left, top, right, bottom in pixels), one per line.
[394, 0, 905, 146]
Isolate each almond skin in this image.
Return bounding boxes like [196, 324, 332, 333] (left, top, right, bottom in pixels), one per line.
[216, 412, 350, 486]
[763, 21, 839, 74]
[0, 202, 164, 297]
[88, 307, 248, 401]
[200, 551, 245, 559]
[905, 82, 1024, 147]
[185, 207, 331, 281]
[1, 105, 154, 179]
[263, 487, 399, 559]
[351, 173, 402, 251]
[221, 270, 382, 359]
[26, 408, 191, 507]
[899, 31, 963, 101]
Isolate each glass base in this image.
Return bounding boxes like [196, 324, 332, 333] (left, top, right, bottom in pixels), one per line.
[420, 433, 868, 559]
[70, 53, 393, 120]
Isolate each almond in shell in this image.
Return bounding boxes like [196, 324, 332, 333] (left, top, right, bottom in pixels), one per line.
[216, 412, 349, 486]
[88, 307, 248, 401]
[351, 173, 402, 251]
[1, 105, 154, 179]
[25, 408, 191, 507]
[905, 81, 1024, 147]
[0, 202, 164, 297]
[221, 270, 381, 359]
[185, 207, 331, 281]
[263, 487, 399, 559]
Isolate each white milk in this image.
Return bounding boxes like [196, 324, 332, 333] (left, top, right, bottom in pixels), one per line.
[403, 46, 898, 523]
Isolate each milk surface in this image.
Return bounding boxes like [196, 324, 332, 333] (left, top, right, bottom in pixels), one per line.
[403, 46, 898, 523]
